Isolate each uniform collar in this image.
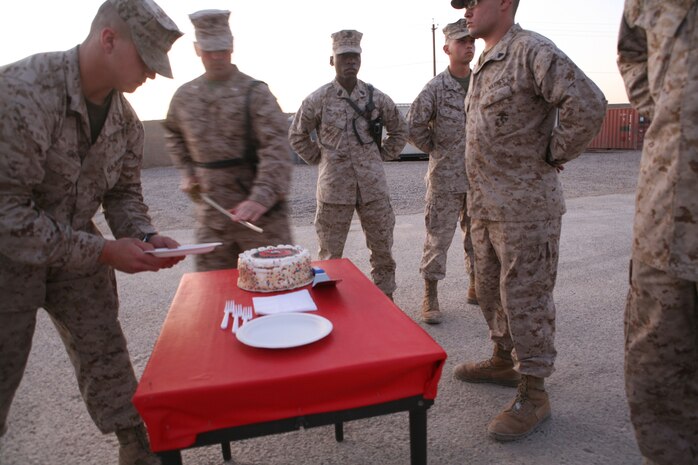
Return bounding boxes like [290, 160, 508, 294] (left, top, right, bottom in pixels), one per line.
[473, 23, 522, 74]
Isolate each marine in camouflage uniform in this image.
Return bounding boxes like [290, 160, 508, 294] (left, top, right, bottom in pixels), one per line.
[407, 18, 477, 325]
[289, 30, 407, 297]
[0, 1, 183, 464]
[450, 0, 606, 441]
[165, 10, 292, 272]
[618, 2, 698, 463]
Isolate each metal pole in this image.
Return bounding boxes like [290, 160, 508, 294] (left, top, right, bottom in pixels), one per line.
[431, 20, 437, 77]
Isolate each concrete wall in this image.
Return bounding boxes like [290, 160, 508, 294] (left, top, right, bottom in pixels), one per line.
[142, 120, 172, 168]
[141, 119, 303, 169]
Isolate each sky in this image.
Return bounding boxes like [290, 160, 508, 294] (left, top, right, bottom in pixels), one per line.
[0, 0, 628, 121]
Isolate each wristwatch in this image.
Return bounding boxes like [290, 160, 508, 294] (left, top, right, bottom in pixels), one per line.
[142, 232, 158, 243]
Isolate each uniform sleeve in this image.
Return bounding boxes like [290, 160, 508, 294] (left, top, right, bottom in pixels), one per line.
[0, 82, 104, 269]
[377, 92, 408, 161]
[288, 94, 322, 165]
[164, 90, 196, 177]
[617, 10, 653, 119]
[406, 84, 436, 154]
[101, 118, 157, 239]
[246, 83, 293, 207]
[534, 44, 607, 165]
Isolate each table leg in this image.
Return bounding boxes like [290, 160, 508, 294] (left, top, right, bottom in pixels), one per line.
[157, 450, 183, 465]
[221, 441, 232, 460]
[409, 407, 428, 465]
[334, 422, 344, 442]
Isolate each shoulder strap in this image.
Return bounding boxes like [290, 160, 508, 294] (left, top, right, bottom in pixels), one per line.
[341, 83, 375, 121]
[243, 80, 265, 166]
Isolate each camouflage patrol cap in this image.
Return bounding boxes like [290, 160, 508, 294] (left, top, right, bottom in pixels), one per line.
[443, 19, 471, 40]
[331, 30, 362, 55]
[189, 9, 234, 52]
[109, 0, 183, 78]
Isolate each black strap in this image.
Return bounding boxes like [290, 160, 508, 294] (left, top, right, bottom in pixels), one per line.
[193, 80, 264, 170]
[341, 84, 374, 121]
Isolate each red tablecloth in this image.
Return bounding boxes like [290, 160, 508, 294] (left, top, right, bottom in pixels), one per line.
[133, 259, 447, 452]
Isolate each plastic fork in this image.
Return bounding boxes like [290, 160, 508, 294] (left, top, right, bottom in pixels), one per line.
[241, 306, 253, 327]
[232, 304, 243, 333]
[220, 300, 235, 330]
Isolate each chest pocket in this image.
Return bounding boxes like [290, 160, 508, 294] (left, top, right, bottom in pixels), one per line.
[319, 105, 347, 150]
[481, 85, 513, 108]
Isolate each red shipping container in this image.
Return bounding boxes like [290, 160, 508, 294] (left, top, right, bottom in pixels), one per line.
[587, 104, 650, 150]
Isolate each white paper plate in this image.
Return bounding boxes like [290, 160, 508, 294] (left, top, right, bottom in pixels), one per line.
[145, 242, 223, 258]
[236, 313, 333, 349]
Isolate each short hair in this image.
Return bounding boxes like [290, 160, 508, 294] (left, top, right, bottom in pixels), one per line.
[513, 0, 520, 15]
[87, 1, 131, 40]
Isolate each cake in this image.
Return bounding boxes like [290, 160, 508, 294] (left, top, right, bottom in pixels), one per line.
[237, 244, 314, 292]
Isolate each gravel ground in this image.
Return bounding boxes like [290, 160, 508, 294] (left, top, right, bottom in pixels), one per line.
[142, 150, 641, 231]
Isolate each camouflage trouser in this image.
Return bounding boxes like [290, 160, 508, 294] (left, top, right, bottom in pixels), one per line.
[315, 198, 396, 295]
[420, 191, 475, 284]
[625, 258, 698, 465]
[470, 218, 561, 378]
[0, 264, 141, 435]
[195, 202, 293, 271]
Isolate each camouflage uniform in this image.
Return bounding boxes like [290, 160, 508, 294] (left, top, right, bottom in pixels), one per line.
[407, 67, 474, 284]
[165, 66, 293, 271]
[465, 24, 606, 377]
[289, 79, 407, 294]
[0, 48, 157, 434]
[618, 1, 698, 463]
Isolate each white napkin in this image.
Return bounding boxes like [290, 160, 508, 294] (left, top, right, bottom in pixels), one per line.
[252, 289, 318, 315]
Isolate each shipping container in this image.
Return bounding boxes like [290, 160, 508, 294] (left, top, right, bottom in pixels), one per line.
[587, 104, 650, 150]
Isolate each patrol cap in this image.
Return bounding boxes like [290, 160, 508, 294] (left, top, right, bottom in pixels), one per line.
[443, 18, 471, 40]
[189, 9, 234, 52]
[109, 0, 183, 78]
[331, 30, 363, 55]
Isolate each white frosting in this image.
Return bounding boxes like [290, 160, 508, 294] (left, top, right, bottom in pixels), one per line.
[237, 245, 313, 292]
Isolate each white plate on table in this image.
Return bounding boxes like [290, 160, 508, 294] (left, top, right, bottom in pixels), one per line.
[236, 313, 333, 349]
[145, 242, 222, 258]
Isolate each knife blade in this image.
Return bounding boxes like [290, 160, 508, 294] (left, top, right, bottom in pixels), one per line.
[200, 193, 264, 234]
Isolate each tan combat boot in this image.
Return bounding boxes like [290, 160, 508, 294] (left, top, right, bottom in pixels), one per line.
[453, 345, 521, 387]
[420, 279, 442, 324]
[487, 375, 551, 441]
[116, 423, 161, 465]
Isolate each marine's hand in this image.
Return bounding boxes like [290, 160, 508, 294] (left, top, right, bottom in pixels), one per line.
[147, 234, 180, 249]
[230, 200, 267, 223]
[181, 177, 201, 202]
[99, 238, 182, 274]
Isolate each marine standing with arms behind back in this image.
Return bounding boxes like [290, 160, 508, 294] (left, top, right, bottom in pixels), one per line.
[165, 9, 293, 271]
[407, 18, 478, 325]
[450, 0, 606, 441]
[618, 1, 698, 463]
[289, 30, 407, 299]
[0, 1, 183, 463]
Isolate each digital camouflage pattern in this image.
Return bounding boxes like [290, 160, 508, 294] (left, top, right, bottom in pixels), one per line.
[471, 219, 561, 378]
[194, 203, 292, 271]
[618, 0, 698, 282]
[618, 1, 698, 463]
[407, 68, 474, 282]
[289, 79, 408, 205]
[420, 193, 474, 283]
[465, 24, 605, 378]
[314, 199, 396, 295]
[165, 65, 293, 270]
[0, 48, 156, 433]
[289, 79, 406, 295]
[465, 24, 607, 222]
